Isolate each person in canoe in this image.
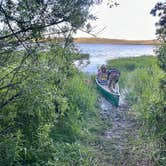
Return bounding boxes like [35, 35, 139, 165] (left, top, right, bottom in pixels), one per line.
[97, 64, 108, 85]
[107, 68, 120, 92]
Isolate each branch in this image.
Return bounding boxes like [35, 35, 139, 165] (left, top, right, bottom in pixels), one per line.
[0, 90, 22, 109]
[0, 82, 20, 90]
[0, 19, 67, 40]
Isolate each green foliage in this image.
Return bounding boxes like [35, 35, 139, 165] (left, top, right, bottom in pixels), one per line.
[107, 56, 157, 87]
[76, 53, 90, 60]
[52, 142, 98, 166]
[151, 1, 166, 41]
[150, 2, 166, 164]
[0, 0, 103, 165]
[109, 56, 166, 165]
[65, 74, 97, 116]
[51, 73, 98, 142]
[107, 55, 157, 72]
[157, 44, 166, 72]
[0, 46, 100, 165]
[0, 0, 100, 42]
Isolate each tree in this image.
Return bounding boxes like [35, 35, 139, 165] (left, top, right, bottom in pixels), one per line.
[151, 1, 166, 99]
[0, 1, 102, 165]
[0, 0, 101, 109]
[150, 1, 166, 165]
[151, 1, 166, 42]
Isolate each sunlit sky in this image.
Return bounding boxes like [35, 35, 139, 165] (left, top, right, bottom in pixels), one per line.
[75, 0, 160, 40]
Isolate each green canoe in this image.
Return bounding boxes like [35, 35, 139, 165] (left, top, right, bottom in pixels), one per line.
[96, 79, 120, 107]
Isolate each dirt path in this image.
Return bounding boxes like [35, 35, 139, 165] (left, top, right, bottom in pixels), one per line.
[96, 95, 155, 166]
[97, 96, 140, 166]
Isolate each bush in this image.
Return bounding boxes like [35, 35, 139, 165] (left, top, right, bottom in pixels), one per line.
[0, 47, 99, 165]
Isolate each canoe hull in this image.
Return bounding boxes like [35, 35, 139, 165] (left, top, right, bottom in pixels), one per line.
[96, 79, 120, 107]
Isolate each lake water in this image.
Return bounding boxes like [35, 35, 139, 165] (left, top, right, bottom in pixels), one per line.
[75, 43, 155, 74]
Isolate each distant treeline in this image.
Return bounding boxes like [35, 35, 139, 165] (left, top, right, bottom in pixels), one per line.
[42, 36, 160, 45]
[74, 37, 160, 45]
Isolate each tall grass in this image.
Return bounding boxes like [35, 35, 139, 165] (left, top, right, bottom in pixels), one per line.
[107, 56, 157, 88]
[107, 56, 165, 165]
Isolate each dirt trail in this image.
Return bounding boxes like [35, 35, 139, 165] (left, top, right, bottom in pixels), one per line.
[97, 95, 155, 166]
[98, 96, 140, 166]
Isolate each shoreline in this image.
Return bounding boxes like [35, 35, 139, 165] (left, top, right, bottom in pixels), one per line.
[74, 37, 160, 45]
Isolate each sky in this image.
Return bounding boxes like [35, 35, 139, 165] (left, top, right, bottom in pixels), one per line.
[75, 0, 160, 40]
